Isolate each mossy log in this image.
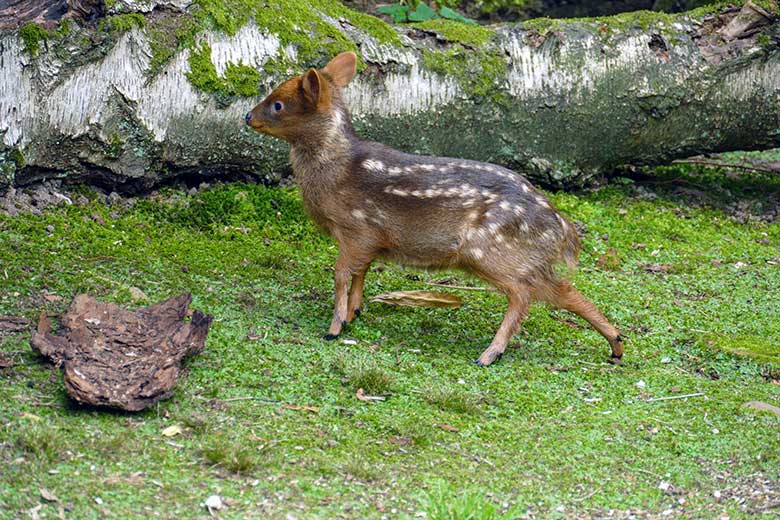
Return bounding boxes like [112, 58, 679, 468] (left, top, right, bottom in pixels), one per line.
[0, 0, 778, 190]
[469, 0, 723, 20]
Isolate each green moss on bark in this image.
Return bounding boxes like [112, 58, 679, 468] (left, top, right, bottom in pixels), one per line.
[19, 23, 50, 56]
[180, 0, 402, 93]
[412, 18, 495, 47]
[522, 1, 778, 36]
[186, 43, 261, 101]
[100, 13, 146, 32]
[413, 18, 505, 100]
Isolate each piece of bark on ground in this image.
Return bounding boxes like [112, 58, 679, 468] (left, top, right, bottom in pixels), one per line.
[0, 315, 29, 333]
[30, 293, 212, 411]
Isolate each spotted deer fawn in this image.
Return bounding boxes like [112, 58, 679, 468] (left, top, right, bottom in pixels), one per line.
[246, 52, 623, 366]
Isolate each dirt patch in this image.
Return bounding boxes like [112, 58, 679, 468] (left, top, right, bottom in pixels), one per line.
[0, 181, 75, 216]
[31, 293, 212, 411]
[580, 471, 780, 518]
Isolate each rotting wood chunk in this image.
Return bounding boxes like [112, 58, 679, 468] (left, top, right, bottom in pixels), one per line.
[31, 293, 212, 411]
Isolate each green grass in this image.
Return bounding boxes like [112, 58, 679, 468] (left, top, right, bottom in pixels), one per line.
[1, 166, 779, 518]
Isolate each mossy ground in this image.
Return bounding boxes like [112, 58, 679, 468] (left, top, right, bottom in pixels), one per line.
[1, 163, 779, 518]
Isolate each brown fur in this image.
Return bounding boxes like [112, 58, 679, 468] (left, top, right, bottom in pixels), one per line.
[246, 52, 623, 366]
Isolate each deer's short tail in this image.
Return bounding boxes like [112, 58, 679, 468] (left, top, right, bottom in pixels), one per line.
[558, 216, 581, 274]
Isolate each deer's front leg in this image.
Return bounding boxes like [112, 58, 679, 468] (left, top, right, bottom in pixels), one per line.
[324, 245, 371, 340]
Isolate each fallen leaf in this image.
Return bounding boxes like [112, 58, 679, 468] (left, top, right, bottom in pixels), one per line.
[744, 401, 780, 417]
[204, 494, 223, 512]
[645, 263, 670, 274]
[28, 504, 42, 520]
[370, 291, 462, 309]
[39, 488, 58, 502]
[20, 412, 41, 421]
[42, 292, 63, 303]
[128, 287, 148, 302]
[597, 247, 621, 271]
[161, 425, 183, 437]
[434, 423, 459, 433]
[388, 436, 412, 445]
[356, 388, 386, 402]
[281, 404, 319, 413]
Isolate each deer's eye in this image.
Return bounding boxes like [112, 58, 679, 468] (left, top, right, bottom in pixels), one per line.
[273, 101, 284, 112]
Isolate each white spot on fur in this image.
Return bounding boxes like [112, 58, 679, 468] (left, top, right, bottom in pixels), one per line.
[363, 159, 385, 172]
[471, 248, 484, 260]
[513, 205, 526, 216]
[499, 201, 511, 211]
[391, 188, 409, 197]
[351, 209, 366, 220]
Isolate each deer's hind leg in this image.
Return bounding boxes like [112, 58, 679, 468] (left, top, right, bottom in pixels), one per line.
[540, 280, 623, 362]
[475, 282, 531, 367]
[346, 266, 369, 323]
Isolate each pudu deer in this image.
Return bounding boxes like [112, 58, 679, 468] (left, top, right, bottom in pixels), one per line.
[246, 52, 623, 366]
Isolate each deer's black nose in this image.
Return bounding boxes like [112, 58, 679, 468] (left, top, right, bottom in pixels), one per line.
[245, 112, 252, 125]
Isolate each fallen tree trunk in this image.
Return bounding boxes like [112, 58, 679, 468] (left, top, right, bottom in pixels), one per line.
[463, 0, 723, 21]
[0, 0, 778, 190]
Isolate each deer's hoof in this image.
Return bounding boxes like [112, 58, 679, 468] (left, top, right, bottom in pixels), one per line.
[323, 333, 339, 341]
[474, 352, 502, 367]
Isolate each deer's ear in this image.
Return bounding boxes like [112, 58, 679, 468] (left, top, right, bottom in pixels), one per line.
[322, 51, 357, 87]
[301, 68, 322, 106]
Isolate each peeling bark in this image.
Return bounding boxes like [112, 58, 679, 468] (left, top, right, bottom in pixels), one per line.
[31, 293, 212, 411]
[0, 0, 104, 29]
[0, 1, 779, 190]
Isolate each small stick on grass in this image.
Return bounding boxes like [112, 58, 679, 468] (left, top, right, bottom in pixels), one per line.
[193, 395, 281, 404]
[672, 158, 779, 174]
[646, 392, 705, 402]
[571, 487, 600, 503]
[221, 396, 282, 403]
